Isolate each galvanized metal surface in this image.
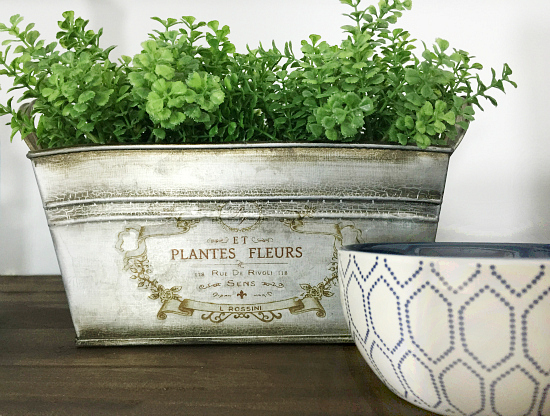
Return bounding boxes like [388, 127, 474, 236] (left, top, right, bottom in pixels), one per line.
[28, 143, 452, 346]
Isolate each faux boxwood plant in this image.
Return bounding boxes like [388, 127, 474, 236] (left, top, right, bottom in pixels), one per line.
[0, 0, 515, 149]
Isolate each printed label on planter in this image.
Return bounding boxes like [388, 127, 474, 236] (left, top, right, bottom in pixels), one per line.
[115, 203, 364, 326]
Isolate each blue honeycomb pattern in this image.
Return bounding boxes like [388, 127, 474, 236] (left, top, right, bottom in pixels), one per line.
[338, 253, 550, 416]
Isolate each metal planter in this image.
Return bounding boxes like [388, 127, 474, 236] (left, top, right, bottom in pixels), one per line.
[28, 143, 453, 346]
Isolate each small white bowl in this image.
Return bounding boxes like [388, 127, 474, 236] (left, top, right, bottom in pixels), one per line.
[338, 243, 550, 416]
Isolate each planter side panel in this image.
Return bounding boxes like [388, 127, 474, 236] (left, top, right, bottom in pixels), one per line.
[30, 146, 450, 346]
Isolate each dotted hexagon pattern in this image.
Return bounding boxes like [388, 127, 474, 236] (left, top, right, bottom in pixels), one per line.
[339, 252, 550, 416]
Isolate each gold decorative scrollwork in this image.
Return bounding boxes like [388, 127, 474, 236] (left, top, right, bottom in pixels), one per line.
[281, 206, 364, 302]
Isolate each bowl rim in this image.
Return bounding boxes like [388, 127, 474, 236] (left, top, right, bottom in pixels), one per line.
[339, 242, 550, 260]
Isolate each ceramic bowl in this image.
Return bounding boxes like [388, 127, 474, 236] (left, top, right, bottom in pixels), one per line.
[338, 243, 550, 416]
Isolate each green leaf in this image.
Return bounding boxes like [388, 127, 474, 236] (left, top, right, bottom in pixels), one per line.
[341, 122, 357, 138]
[344, 76, 360, 84]
[415, 119, 426, 134]
[396, 117, 406, 130]
[41, 87, 54, 98]
[185, 104, 202, 121]
[343, 92, 360, 107]
[309, 34, 321, 45]
[321, 116, 336, 129]
[155, 64, 175, 80]
[167, 96, 185, 108]
[170, 81, 187, 95]
[308, 123, 324, 137]
[73, 103, 88, 113]
[153, 128, 166, 140]
[434, 100, 447, 114]
[77, 120, 94, 133]
[449, 52, 462, 63]
[435, 38, 449, 52]
[128, 72, 145, 88]
[10, 14, 23, 26]
[487, 95, 498, 106]
[78, 90, 96, 104]
[421, 101, 433, 116]
[46, 89, 61, 102]
[433, 120, 446, 134]
[421, 84, 434, 98]
[326, 128, 339, 141]
[359, 97, 374, 114]
[146, 92, 164, 113]
[405, 69, 421, 85]
[457, 121, 469, 130]
[187, 72, 204, 89]
[365, 68, 381, 79]
[338, 50, 354, 59]
[370, 74, 385, 85]
[303, 97, 317, 108]
[246, 127, 255, 140]
[169, 111, 186, 126]
[151, 78, 168, 94]
[414, 132, 430, 148]
[333, 108, 347, 124]
[405, 92, 423, 107]
[350, 113, 364, 129]
[210, 89, 225, 105]
[94, 89, 112, 106]
[422, 49, 437, 61]
[207, 20, 219, 31]
[62, 104, 72, 116]
[442, 111, 456, 125]
[157, 108, 171, 121]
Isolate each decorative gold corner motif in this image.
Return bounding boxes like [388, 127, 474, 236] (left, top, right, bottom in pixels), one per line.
[281, 206, 364, 303]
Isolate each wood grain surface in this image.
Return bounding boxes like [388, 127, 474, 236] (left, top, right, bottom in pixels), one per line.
[0, 276, 437, 416]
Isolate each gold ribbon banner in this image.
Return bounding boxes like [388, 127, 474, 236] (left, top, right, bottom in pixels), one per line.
[157, 296, 326, 322]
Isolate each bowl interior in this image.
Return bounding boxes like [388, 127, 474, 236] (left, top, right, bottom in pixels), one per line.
[340, 242, 550, 259]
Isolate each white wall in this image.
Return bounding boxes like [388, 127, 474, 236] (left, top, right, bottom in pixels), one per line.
[1, 0, 549, 275]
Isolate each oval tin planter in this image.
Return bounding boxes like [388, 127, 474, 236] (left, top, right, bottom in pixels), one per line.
[28, 143, 453, 346]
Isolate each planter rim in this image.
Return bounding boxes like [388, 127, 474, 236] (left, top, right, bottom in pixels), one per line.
[27, 142, 454, 159]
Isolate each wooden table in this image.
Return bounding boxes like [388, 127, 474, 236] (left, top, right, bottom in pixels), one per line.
[0, 276, 437, 416]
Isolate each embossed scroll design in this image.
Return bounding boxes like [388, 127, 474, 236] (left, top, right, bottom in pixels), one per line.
[116, 209, 364, 323]
[216, 201, 264, 233]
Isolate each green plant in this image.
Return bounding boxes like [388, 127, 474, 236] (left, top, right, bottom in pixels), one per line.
[0, 12, 147, 148]
[0, 0, 516, 149]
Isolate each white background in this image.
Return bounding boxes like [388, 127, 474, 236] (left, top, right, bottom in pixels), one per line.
[1, 0, 548, 275]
